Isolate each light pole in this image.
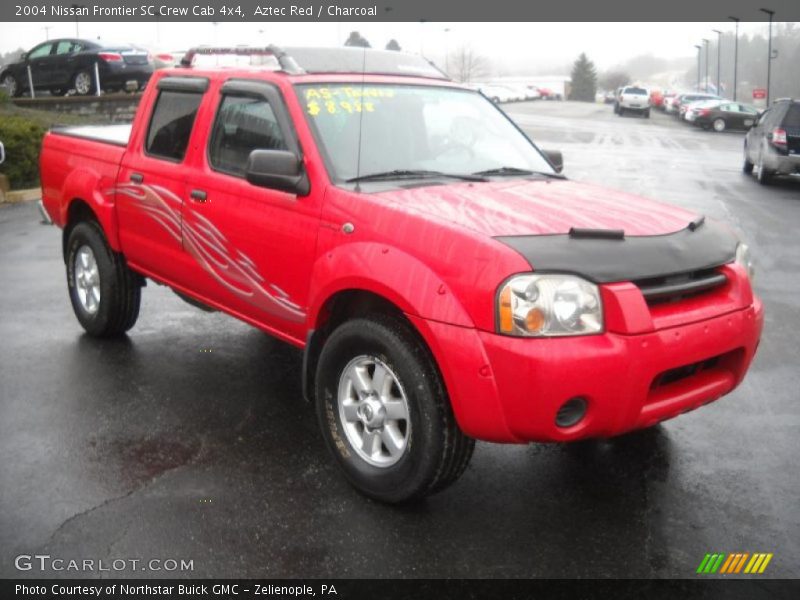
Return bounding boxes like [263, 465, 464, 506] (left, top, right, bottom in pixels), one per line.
[70, 4, 83, 37]
[728, 16, 740, 100]
[694, 45, 702, 92]
[760, 8, 775, 105]
[702, 38, 710, 92]
[443, 27, 451, 75]
[712, 29, 722, 95]
[42, 26, 52, 40]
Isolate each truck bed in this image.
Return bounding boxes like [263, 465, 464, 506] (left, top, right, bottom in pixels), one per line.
[51, 124, 132, 147]
[40, 126, 130, 229]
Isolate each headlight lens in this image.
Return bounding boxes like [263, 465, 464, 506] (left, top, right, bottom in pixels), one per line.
[497, 274, 603, 336]
[735, 243, 755, 280]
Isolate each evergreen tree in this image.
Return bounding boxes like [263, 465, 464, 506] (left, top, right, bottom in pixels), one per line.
[344, 31, 371, 48]
[569, 53, 598, 102]
[385, 39, 402, 52]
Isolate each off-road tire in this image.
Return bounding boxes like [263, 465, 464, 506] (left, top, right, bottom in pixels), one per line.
[65, 221, 141, 336]
[315, 315, 474, 503]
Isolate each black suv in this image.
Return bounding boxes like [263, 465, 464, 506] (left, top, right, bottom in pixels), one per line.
[0, 38, 153, 97]
[744, 99, 800, 185]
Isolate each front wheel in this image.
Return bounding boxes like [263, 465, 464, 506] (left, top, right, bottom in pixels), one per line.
[1, 73, 20, 97]
[315, 315, 474, 503]
[644, 109, 650, 119]
[743, 145, 754, 174]
[66, 221, 141, 336]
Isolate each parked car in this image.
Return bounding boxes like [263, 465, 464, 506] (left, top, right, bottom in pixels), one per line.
[603, 90, 616, 104]
[674, 93, 721, 119]
[526, 85, 542, 100]
[743, 98, 800, 184]
[0, 38, 153, 97]
[684, 99, 724, 123]
[617, 85, 651, 117]
[148, 48, 185, 70]
[690, 101, 761, 132]
[662, 92, 680, 113]
[39, 46, 763, 503]
[612, 86, 623, 114]
[479, 84, 517, 103]
[650, 89, 664, 109]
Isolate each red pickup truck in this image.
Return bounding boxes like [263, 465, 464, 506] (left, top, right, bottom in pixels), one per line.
[40, 46, 763, 503]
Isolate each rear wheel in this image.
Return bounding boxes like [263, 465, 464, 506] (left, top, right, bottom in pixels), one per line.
[644, 109, 650, 119]
[618, 108, 624, 116]
[66, 221, 141, 336]
[315, 315, 474, 503]
[756, 152, 773, 185]
[73, 70, 94, 96]
[712, 118, 726, 132]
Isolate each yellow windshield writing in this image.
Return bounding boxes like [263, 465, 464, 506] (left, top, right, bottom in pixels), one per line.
[303, 87, 393, 116]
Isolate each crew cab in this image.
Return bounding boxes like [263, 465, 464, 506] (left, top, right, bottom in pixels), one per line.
[39, 46, 763, 503]
[617, 85, 651, 118]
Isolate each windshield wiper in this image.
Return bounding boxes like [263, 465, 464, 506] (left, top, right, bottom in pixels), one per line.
[473, 166, 565, 179]
[346, 169, 487, 184]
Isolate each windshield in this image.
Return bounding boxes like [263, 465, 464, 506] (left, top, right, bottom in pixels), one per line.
[623, 87, 648, 95]
[296, 83, 555, 184]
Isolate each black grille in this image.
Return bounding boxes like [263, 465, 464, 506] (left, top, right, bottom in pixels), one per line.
[651, 357, 720, 390]
[634, 268, 727, 305]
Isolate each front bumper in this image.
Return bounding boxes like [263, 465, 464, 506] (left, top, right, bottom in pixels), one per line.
[415, 265, 763, 443]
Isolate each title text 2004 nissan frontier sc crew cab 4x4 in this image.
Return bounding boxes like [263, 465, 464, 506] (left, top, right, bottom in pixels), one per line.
[39, 47, 763, 503]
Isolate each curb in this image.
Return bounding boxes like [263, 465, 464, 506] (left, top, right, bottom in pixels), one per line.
[0, 187, 41, 204]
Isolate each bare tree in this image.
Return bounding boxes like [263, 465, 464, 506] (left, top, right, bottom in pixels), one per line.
[450, 46, 488, 83]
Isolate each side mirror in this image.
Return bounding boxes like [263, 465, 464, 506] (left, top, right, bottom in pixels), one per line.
[245, 149, 309, 195]
[542, 149, 564, 173]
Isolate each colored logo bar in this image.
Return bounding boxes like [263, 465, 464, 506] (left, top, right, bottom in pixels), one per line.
[696, 552, 773, 574]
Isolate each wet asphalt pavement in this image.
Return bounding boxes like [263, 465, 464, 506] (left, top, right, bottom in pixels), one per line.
[1, 102, 798, 579]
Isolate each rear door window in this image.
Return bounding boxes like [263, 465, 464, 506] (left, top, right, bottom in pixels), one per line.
[145, 90, 203, 161]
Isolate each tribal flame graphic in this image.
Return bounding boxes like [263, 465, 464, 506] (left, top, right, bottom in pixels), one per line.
[108, 182, 306, 322]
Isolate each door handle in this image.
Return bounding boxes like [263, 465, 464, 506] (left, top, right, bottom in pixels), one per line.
[190, 189, 207, 203]
[130, 173, 144, 183]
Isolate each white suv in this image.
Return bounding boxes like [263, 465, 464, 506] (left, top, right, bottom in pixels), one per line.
[618, 86, 651, 118]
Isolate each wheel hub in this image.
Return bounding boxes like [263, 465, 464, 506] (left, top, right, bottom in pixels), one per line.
[356, 396, 386, 429]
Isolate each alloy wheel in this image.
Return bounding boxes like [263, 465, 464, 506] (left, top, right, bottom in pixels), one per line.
[74, 245, 100, 314]
[337, 355, 411, 468]
[75, 72, 92, 95]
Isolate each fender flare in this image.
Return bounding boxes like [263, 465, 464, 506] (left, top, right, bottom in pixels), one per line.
[306, 241, 475, 330]
[60, 167, 122, 252]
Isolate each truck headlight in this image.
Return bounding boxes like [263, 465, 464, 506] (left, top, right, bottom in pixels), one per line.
[497, 274, 603, 337]
[735, 243, 755, 280]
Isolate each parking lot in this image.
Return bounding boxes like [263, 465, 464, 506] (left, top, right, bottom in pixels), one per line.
[0, 100, 798, 579]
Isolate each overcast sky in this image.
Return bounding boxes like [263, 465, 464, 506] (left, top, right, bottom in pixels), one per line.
[0, 21, 782, 71]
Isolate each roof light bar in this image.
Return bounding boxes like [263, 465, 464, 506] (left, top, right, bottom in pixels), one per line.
[180, 46, 304, 74]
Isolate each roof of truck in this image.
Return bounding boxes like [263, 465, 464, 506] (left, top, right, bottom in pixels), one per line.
[178, 46, 449, 81]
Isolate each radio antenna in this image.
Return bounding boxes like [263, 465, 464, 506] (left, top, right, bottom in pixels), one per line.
[353, 47, 367, 193]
